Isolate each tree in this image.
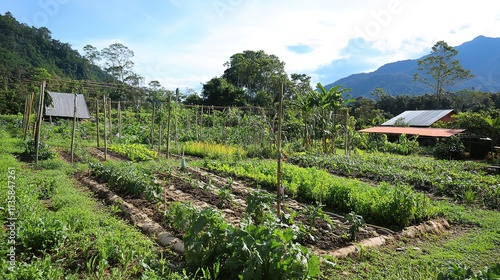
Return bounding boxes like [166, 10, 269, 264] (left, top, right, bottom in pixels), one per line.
[290, 73, 312, 100]
[414, 41, 474, 105]
[222, 50, 288, 105]
[101, 43, 135, 82]
[202, 77, 246, 106]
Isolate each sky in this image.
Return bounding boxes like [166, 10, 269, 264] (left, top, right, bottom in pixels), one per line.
[2, 0, 500, 92]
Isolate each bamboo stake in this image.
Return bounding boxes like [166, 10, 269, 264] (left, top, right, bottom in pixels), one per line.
[22, 96, 28, 139]
[345, 109, 349, 156]
[158, 103, 163, 156]
[108, 99, 113, 144]
[70, 93, 77, 163]
[34, 81, 45, 165]
[166, 94, 172, 159]
[151, 102, 155, 149]
[276, 83, 284, 216]
[26, 92, 34, 140]
[174, 88, 179, 152]
[199, 105, 203, 140]
[96, 98, 100, 148]
[103, 96, 107, 161]
[117, 101, 121, 142]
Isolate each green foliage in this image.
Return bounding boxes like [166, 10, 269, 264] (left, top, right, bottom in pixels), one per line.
[24, 139, 56, 161]
[89, 161, 162, 202]
[437, 263, 500, 280]
[182, 141, 247, 159]
[433, 136, 466, 160]
[201, 77, 246, 106]
[414, 40, 474, 97]
[18, 214, 69, 254]
[107, 143, 158, 161]
[203, 158, 435, 228]
[302, 203, 333, 232]
[289, 152, 500, 209]
[344, 211, 365, 241]
[165, 201, 320, 279]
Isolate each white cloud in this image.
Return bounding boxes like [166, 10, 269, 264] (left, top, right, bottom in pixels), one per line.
[57, 0, 500, 90]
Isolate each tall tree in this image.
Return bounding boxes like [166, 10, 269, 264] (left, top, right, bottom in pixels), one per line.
[222, 50, 288, 105]
[413, 40, 474, 105]
[202, 77, 246, 106]
[101, 43, 135, 82]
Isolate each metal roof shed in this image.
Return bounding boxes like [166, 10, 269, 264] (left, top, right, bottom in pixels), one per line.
[382, 109, 455, 127]
[45, 92, 90, 119]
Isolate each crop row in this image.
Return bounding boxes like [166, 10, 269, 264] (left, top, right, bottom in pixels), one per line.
[89, 161, 162, 202]
[182, 141, 247, 159]
[107, 143, 158, 161]
[288, 153, 500, 209]
[87, 160, 321, 278]
[202, 159, 436, 228]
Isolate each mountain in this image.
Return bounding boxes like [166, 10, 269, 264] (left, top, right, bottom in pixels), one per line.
[325, 36, 500, 98]
[0, 12, 113, 114]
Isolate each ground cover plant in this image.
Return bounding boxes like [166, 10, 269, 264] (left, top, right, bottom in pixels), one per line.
[289, 152, 500, 209]
[107, 143, 158, 161]
[181, 141, 247, 159]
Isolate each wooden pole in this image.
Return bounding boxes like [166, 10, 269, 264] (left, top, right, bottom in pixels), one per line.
[166, 94, 172, 159]
[199, 104, 203, 140]
[34, 81, 45, 165]
[96, 98, 100, 148]
[117, 101, 121, 142]
[151, 102, 155, 149]
[108, 99, 113, 144]
[345, 109, 349, 156]
[70, 93, 77, 163]
[22, 96, 28, 140]
[158, 102, 163, 156]
[26, 93, 34, 140]
[195, 106, 198, 141]
[174, 88, 179, 152]
[103, 96, 107, 161]
[276, 83, 284, 216]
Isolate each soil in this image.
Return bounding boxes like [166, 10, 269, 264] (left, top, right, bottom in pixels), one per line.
[87, 147, 129, 161]
[58, 149, 81, 163]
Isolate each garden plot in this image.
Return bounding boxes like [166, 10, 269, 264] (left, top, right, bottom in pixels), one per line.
[82, 147, 450, 262]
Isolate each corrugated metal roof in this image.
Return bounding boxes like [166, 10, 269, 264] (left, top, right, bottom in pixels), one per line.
[359, 126, 465, 137]
[45, 92, 90, 119]
[382, 110, 454, 127]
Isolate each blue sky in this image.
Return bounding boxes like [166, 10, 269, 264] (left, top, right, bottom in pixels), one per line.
[2, 0, 500, 92]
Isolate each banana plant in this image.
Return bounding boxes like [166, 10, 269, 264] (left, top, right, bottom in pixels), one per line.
[312, 82, 352, 153]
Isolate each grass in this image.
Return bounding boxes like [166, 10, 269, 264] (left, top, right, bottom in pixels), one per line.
[0, 126, 184, 279]
[319, 201, 500, 279]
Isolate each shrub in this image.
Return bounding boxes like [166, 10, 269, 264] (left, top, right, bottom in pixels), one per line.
[24, 139, 55, 161]
[433, 136, 466, 160]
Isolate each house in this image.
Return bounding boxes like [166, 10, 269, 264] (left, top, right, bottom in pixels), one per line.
[359, 110, 464, 146]
[45, 92, 91, 119]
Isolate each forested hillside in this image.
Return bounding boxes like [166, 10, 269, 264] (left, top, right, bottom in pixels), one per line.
[0, 12, 112, 114]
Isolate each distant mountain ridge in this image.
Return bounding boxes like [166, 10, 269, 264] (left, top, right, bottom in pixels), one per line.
[325, 36, 500, 98]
